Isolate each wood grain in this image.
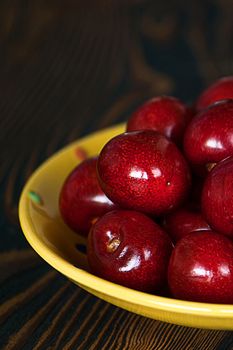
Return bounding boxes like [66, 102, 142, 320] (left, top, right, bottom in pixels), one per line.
[0, 1, 233, 349]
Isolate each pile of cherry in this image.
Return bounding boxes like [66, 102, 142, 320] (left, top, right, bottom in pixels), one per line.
[60, 76, 233, 304]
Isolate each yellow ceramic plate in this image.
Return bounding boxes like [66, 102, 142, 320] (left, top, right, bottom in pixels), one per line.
[19, 123, 233, 330]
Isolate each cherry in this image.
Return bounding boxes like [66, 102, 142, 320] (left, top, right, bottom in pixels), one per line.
[59, 157, 116, 236]
[183, 100, 233, 174]
[87, 210, 173, 293]
[202, 156, 233, 238]
[163, 208, 210, 243]
[196, 76, 233, 111]
[97, 130, 191, 216]
[127, 96, 190, 144]
[168, 230, 233, 303]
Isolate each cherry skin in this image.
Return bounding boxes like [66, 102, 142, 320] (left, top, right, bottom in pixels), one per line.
[196, 76, 233, 111]
[59, 157, 116, 236]
[97, 130, 191, 216]
[183, 100, 233, 174]
[126, 96, 191, 144]
[87, 210, 173, 293]
[168, 230, 233, 303]
[163, 208, 210, 243]
[202, 156, 233, 238]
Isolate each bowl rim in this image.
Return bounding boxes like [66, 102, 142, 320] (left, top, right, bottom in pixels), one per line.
[19, 124, 233, 318]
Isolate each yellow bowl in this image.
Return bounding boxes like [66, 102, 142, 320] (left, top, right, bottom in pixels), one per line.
[19, 123, 233, 330]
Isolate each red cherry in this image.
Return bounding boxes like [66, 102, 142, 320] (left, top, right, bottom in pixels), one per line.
[87, 210, 173, 293]
[97, 131, 191, 216]
[59, 157, 116, 236]
[163, 208, 210, 243]
[168, 231, 233, 303]
[127, 96, 190, 144]
[183, 100, 233, 173]
[196, 76, 233, 111]
[202, 156, 233, 238]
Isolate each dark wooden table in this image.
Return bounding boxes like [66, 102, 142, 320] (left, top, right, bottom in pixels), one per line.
[1, 1, 233, 349]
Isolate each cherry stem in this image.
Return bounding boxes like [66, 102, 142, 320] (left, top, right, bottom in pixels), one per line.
[206, 162, 217, 172]
[106, 238, 121, 253]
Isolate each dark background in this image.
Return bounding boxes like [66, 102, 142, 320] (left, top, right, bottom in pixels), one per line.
[1, 1, 233, 349]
